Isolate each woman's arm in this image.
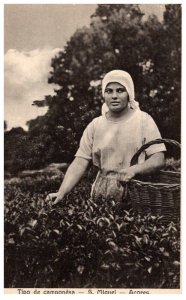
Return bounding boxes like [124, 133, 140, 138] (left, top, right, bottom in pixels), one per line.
[46, 157, 90, 205]
[118, 152, 165, 182]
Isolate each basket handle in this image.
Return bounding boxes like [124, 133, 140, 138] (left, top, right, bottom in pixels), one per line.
[130, 138, 181, 166]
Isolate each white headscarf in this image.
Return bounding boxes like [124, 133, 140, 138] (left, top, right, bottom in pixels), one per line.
[101, 70, 140, 115]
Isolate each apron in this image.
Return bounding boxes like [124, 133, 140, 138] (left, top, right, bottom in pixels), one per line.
[91, 171, 130, 207]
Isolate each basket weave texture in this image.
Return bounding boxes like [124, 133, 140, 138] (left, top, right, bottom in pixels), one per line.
[127, 139, 181, 224]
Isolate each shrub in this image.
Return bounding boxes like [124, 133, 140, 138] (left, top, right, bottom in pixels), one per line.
[4, 176, 180, 288]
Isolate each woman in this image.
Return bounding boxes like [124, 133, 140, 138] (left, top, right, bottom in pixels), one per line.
[46, 70, 165, 205]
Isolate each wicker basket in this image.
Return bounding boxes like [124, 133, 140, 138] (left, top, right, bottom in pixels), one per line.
[126, 139, 181, 224]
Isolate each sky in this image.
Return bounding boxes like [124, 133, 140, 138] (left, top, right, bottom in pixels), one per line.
[4, 4, 165, 130]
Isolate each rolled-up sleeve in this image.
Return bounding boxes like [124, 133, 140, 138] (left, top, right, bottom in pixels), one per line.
[143, 113, 166, 157]
[75, 120, 95, 160]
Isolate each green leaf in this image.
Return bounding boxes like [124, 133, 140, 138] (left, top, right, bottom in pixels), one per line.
[8, 238, 15, 244]
[125, 216, 134, 222]
[163, 251, 170, 257]
[89, 205, 94, 213]
[159, 247, 165, 252]
[111, 262, 121, 270]
[148, 267, 152, 274]
[112, 230, 117, 238]
[28, 219, 37, 228]
[68, 209, 73, 215]
[108, 241, 118, 251]
[77, 265, 84, 274]
[173, 261, 180, 266]
[109, 214, 114, 221]
[100, 263, 110, 270]
[77, 224, 83, 230]
[133, 236, 142, 248]
[104, 250, 113, 256]
[125, 262, 134, 266]
[59, 219, 65, 227]
[154, 263, 160, 268]
[162, 233, 169, 237]
[116, 223, 123, 231]
[20, 228, 25, 236]
[144, 256, 151, 262]
[103, 217, 111, 226]
[143, 234, 149, 244]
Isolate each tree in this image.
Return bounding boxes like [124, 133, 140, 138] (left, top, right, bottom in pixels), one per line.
[5, 4, 181, 173]
[4, 127, 28, 174]
[139, 5, 181, 142]
[28, 4, 154, 165]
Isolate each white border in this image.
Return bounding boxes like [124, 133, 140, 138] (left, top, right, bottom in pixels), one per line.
[2, 1, 185, 299]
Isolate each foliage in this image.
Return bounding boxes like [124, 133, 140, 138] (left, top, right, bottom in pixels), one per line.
[140, 5, 181, 141]
[4, 4, 181, 173]
[164, 158, 181, 172]
[5, 174, 180, 288]
[4, 128, 28, 175]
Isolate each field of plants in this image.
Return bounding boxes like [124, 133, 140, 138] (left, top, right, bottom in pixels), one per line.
[4, 168, 180, 289]
[4, 3, 181, 290]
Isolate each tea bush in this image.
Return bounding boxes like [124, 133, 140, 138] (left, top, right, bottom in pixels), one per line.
[4, 175, 180, 288]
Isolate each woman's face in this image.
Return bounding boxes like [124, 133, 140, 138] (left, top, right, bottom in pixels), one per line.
[104, 82, 129, 113]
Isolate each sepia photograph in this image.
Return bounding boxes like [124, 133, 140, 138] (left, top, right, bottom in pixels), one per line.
[4, 2, 181, 294]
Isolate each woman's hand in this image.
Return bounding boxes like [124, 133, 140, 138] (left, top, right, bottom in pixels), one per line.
[117, 166, 136, 183]
[45, 157, 89, 206]
[46, 192, 64, 205]
[117, 152, 165, 184]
